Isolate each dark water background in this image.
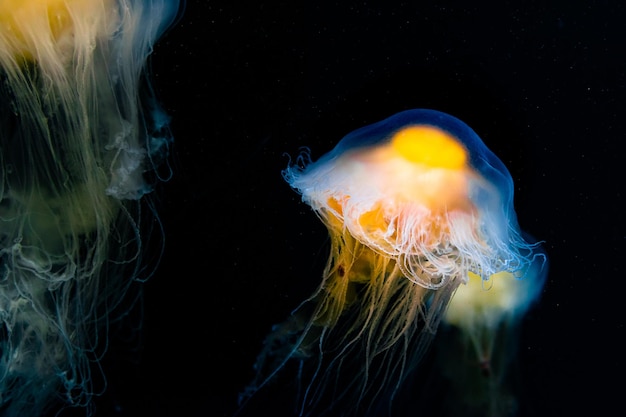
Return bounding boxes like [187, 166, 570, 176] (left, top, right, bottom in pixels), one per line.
[85, 1, 625, 416]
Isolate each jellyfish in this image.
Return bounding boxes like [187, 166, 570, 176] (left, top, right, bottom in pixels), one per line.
[240, 109, 547, 416]
[0, 0, 179, 416]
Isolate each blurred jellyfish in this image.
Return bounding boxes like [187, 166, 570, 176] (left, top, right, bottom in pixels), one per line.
[0, 0, 179, 415]
[240, 109, 547, 416]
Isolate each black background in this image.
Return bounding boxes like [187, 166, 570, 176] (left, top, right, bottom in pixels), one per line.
[88, 1, 625, 416]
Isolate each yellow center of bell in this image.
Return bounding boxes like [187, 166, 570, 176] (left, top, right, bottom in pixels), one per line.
[391, 125, 467, 169]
